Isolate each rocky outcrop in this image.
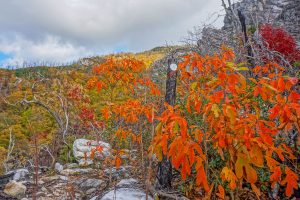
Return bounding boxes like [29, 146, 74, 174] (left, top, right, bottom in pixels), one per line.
[223, 0, 300, 43]
[73, 139, 110, 166]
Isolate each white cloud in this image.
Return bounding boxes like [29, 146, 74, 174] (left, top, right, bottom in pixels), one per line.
[0, 0, 224, 66]
[0, 35, 93, 66]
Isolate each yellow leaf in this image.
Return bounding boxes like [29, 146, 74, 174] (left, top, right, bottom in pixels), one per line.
[191, 82, 198, 90]
[226, 106, 236, 125]
[237, 67, 249, 71]
[211, 104, 220, 118]
[156, 147, 163, 162]
[235, 155, 244, 179]
[155, 123, 162, 134]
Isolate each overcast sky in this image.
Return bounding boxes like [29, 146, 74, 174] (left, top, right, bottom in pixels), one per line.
[0, 0, 225, 67]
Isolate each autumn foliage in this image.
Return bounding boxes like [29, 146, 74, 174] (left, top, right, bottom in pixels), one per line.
[87, 55, 160, 171]
[151, 47, 299, 198]
[260, 24, 300, 63]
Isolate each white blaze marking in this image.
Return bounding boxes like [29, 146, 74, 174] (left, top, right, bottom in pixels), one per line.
[170, 63, 177, 71]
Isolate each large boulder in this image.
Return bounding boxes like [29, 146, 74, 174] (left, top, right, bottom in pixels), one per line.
[4, 180, 26, 199]
[100, 188, 152, 200]
[73, 139, 110, 166]
[99, 179, 152, 200]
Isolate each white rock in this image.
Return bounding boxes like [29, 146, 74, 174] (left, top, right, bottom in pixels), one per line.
[100, 188, 153, 200]
[4, 180, 27, 199]
[73, 139, 110, 166]
[55, 162, 64, 173]
[59, 175, 68, 181]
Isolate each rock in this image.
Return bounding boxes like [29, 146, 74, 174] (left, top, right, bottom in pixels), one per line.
[116, 178, 138, 187]
[73, 139, 110, 166]
[90, 196, 98, 200]
[86, 188, 96, 195]
[41, 175, 60, 183]
[104, 166, 131, 178]
[39, 198, 54, 200]
[223, 0, 300, 44]
[100, 188, 152, 200]
[60, 168, 94, 176]
[59, 175, 68, 181]
[4, 180, 26, 199]
[36, 191, 45, 197]
[0, 172, 14, 186]
[54, 162, 63, 173]
[75, 178, 105, 190]
[79, 159, 94, 166]
[41, 186, 48, 192]
[64, 163, 79, 169]
[95, 178, 151, 200]
[6, 169, 29, 182]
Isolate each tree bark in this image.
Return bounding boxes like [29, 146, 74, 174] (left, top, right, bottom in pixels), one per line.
[156, 59, 177, 190]
[238, 10, 255, 70]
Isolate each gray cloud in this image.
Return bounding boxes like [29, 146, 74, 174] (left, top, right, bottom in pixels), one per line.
[0, 0, 224, 66]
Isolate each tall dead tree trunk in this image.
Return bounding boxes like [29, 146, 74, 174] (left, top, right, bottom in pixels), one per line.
[156, 59, 177, 190]
[238, 10, 255, 70]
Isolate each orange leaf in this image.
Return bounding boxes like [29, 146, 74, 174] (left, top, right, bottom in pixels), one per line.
[251, 183, 261, 199]
[115, 156, 122, 169]
[216, 185, 225, 199]
[250, 145, 264, 167]
[245, 164, 257, 184]
[270, 166, 282, 188]
[281, 167, 299, 197]
[101, 107, 111, 120]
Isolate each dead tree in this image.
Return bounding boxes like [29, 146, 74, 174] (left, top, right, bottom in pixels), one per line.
[156, 58, 178, 190]
[237, 10, 255, 71]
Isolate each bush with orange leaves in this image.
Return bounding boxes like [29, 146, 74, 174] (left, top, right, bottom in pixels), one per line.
[151, 47, 299, 198]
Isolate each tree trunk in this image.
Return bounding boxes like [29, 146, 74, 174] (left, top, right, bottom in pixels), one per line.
[156, 59, 177, 190]
[238, 10, 255, 70]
